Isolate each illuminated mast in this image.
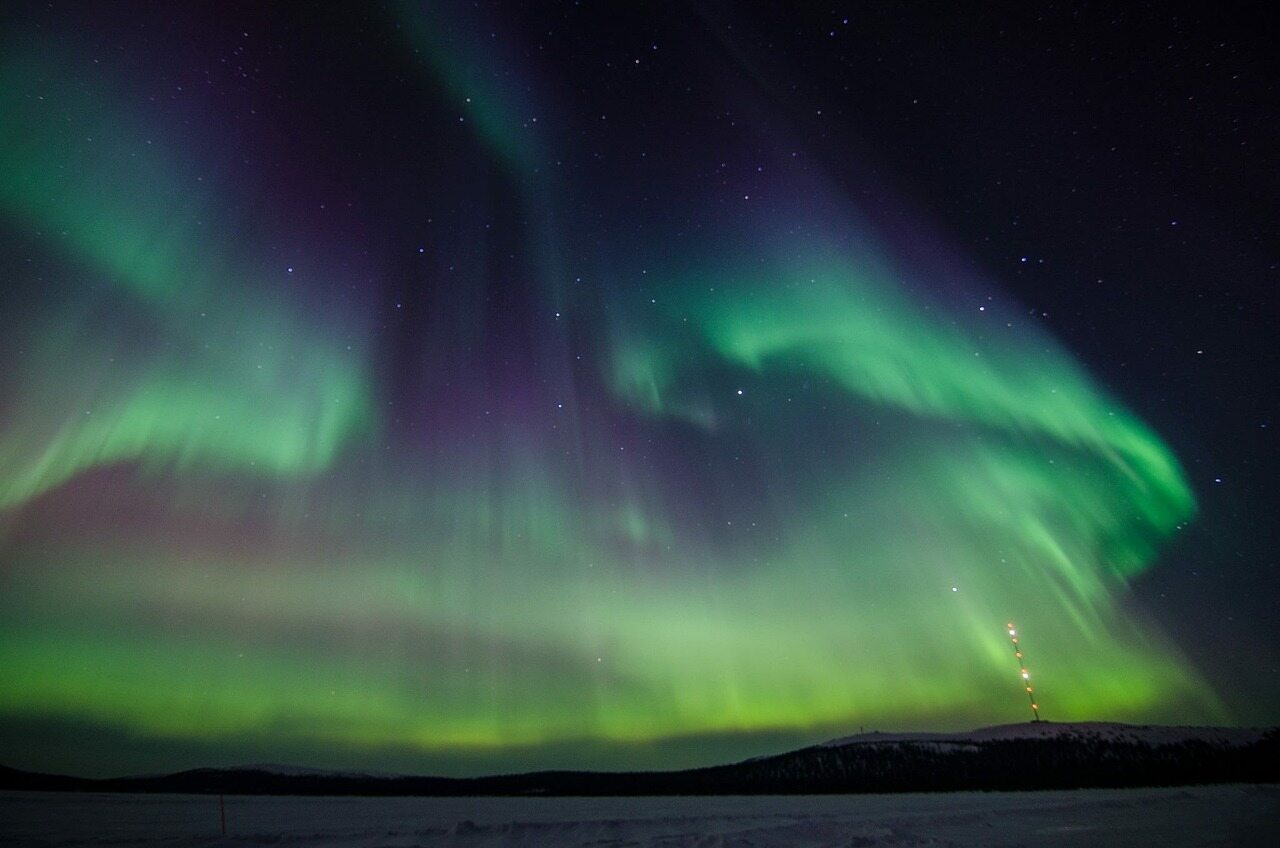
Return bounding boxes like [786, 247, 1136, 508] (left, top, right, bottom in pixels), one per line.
[1007, 622, 1041, 722]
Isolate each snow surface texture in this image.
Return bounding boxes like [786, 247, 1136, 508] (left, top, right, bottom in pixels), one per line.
[2, 785, 1277, 847]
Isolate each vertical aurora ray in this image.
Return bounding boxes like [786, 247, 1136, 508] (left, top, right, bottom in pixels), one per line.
[0, 5, 1229, 778]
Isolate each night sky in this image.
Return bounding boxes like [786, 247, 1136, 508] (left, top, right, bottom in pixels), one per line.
[0, 2, 1275, 779]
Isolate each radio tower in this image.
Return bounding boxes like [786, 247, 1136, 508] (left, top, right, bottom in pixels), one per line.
[1006, 622, 1041, 722]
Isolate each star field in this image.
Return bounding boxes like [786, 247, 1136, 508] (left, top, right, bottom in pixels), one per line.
[0, 1, 1275, 777]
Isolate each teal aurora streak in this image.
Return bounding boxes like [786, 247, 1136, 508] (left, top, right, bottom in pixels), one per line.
[0, 15, 1224, 777]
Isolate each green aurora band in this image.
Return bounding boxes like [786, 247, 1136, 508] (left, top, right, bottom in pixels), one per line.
[0, 22, 1224, 777]
[0, 50, 374, 510]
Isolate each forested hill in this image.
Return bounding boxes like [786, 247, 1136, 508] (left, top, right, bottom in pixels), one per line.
[3, 722, 1276, 796]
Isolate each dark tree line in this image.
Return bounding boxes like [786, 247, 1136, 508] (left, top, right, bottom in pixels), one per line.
[4, 730, 1277, 796]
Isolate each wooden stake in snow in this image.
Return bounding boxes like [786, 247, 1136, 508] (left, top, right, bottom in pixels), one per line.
[1007, 622, 1042, 722]
[219, 794, 226, 836]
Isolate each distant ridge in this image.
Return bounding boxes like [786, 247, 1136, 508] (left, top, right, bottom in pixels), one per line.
[229, 763, 402, 780]
[821, 720, 1270, 748]
[3, 722, 1276, 796]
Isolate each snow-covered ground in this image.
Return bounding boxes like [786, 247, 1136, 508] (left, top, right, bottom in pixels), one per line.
[2, 785, 1276, 846]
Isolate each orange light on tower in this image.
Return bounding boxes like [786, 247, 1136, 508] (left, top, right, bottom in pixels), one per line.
[1007, 621, 1042, 722]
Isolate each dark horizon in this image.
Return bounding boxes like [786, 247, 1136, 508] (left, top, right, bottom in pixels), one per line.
[5, 721, 1276, 798]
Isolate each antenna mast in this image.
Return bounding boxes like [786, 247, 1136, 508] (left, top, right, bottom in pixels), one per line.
[1007, 622, 1041, 722]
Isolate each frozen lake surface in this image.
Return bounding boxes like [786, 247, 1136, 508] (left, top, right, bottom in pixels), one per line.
[2, 784, 1277, 846]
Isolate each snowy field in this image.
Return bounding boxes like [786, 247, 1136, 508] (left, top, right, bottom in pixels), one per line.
[2, 785, 1277, 846]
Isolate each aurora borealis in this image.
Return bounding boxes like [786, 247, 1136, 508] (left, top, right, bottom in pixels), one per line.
[1, 2, 1275, 777]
